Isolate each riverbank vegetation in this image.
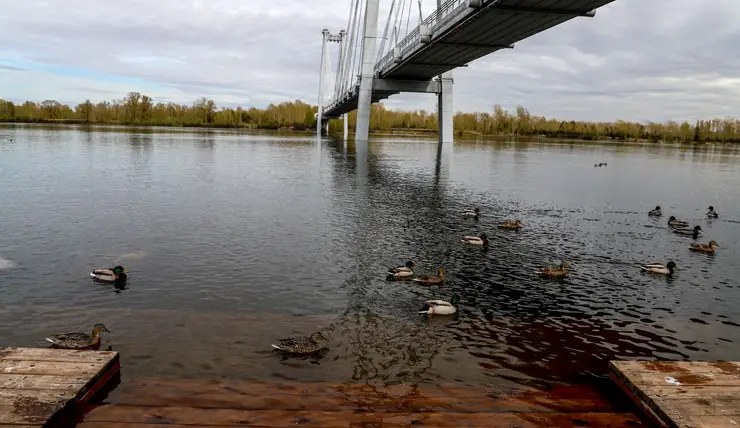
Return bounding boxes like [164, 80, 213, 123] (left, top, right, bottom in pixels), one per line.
[1, 92, 739, 143]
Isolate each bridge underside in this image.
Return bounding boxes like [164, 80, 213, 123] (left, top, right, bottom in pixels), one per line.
[378, 0, 615, 80]
[323, 0, 615, 119]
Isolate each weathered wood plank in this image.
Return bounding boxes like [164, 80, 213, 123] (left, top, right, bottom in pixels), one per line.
[81, 406, 645, 427]
[0, 360, 107, 376]
[0, 374, 87, 390]
[0, 389, 69, 407]
[0, 348, 117, 364]
[0, 348, 120, 428]
[610, 360, 740, 428]
[112, 379, 620, 413]
[0, 405, 51, 425]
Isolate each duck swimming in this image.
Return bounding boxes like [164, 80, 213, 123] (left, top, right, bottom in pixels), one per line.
[418, 295, 460, 316]
[535, 262, 569, 279]
[498, 220, 522, 230]
[648, 206, 662, 217]
[639, 261, 678, 276]
[387, 261, 415, 279]
[707, 206, 719, 219]
[412, 268, 445, 285]
[667, 216, 689, 228]
[461, 233, 489, 246]
[689, 240, 719, 253]
[46, 324, 110, 349]
[90, 265, 127, 282]
[271, 332, 326, 355]
[462, 208, 480, 218]
[673, 225, 702, 238]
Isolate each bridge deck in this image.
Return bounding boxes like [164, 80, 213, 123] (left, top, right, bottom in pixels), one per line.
[379, 0, 615, 80]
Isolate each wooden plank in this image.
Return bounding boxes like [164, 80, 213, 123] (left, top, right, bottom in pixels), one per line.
[0, 348, 118, 364]
[0, 374, 87, 390]
[610, 360, 740, 428]
[0, 348, 120, 428]
[81, 406, 645, 427]
[0, 360, 107, 376]
[0, 389, 69, 407]
[111, 379, 620, 413]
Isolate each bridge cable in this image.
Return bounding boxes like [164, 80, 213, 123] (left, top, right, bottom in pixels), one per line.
[376, 0, 397, 64]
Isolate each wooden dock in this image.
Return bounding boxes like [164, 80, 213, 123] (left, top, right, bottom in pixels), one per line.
[74, 378, 646, 427]
[0, 347, 119, 427]
[610, 360, 740, 428]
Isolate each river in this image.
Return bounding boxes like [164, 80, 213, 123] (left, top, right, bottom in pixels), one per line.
[0, 124, 738, 392]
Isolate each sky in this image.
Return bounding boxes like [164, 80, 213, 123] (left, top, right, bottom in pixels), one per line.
[1, 0, 739, 122]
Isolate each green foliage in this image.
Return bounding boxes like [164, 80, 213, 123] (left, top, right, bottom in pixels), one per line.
[2, 94, 740, 143]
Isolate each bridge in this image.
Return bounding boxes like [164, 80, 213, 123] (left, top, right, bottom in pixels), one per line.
[316, 0, 616, 149]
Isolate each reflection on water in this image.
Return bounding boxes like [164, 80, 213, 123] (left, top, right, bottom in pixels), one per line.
[1, 124, 739, 394]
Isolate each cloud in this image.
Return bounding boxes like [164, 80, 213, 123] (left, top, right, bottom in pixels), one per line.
[0, 0, 739, 122]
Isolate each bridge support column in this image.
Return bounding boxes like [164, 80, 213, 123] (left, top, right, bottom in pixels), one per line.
[354, 0, 380, 158]
[437, 72, 454, 147]
[343, 114, 348, 140]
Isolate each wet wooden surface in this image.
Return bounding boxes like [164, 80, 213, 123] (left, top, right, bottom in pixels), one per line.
[76, 378, 647, 427]
[610, 360, 740, 428]
[0, 347, 119, 427]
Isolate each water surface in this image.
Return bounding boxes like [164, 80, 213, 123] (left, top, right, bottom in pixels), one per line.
[1, 125, 739, 392]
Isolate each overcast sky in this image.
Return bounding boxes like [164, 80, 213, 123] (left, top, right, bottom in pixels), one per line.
[1, 0, 739, 122]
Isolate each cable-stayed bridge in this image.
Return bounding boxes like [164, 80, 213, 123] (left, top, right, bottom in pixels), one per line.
[316, 0, 616, 149]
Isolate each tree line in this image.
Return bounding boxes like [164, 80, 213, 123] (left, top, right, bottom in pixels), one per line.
[1, 92, 738, 143]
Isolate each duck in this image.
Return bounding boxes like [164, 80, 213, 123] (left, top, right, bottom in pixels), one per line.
[387, 261, 415, 279]
[90, 265, 127, 282]
[648, 206, 662, 217]
[462, 208, 480, 218]
[707, 206, 719, 219]
[45, 324, 110, 349]
[689, 240, 719, 253]
[673, 225, 702, 238]
[418, 295, 460, 316]
[667, 216, 689, 228]
[412, 268, 445, 285]
[461, 233, 489, 246]
[639, 261, 678, 276]
[498, 220, 522, 230]
[271, 332, 326, 355]
[535, 262, 569, 279]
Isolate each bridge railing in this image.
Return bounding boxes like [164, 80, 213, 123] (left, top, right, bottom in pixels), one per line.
[375, 0, 468, 72]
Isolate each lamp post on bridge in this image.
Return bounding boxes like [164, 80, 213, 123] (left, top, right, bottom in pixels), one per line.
[316, 29, 345, 138]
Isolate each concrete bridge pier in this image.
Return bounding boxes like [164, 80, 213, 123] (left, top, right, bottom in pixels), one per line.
[343, 114, 348, 140]
[437, 72, 454, 148]
[354, 0, 380, 157]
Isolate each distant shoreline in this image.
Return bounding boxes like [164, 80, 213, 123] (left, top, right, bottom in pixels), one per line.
[0, 120, 723, 146]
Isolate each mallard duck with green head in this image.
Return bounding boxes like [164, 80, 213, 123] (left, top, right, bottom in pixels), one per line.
[461, 233, 489, 246]
[674, 225, 702, 238]
[271, 332, 326, 355]
[387, 261, 415, 279]
[90, 265, 127, 282]
[667, 216, 689, 228]
[639, 261, 678, 276]
[462, 208, 480, 218]
[418, 295, 460, 316]
[648, 206, 662, 217]
[46, 324, 110, 349]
